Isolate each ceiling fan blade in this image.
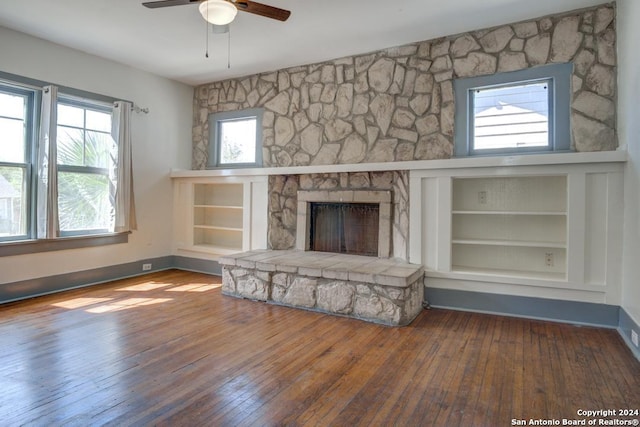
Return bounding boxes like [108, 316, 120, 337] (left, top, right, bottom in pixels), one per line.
[233, 0, 291, 21]
[142, 0, 200, 9]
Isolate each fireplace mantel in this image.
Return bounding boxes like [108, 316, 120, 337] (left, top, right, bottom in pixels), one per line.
[171, 150, 627, 315]
[170, 151, 626, 179]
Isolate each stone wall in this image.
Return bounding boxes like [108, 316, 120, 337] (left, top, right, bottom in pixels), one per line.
[268, 171, 410, 258]
[192, 3, 617, 169]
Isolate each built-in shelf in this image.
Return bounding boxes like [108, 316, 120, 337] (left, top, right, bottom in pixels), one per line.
[184, 243, 243, 256]
[452, 210, 566, 215]
[451, 239, 566, 248]
[449, 265, 567, 281]
[451, 175, 568, 280]
[191, 183, 244, 256]
[194, 205, 243, 209]
[194, 225, 243, 232]
[173, 175, 268, 261]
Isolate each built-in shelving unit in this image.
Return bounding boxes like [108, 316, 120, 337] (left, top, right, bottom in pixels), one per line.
[172, 175, 268, 260]
[451, 176, 567, 280]
[192, 183, 244, 255]
[172, 151, 625, 303]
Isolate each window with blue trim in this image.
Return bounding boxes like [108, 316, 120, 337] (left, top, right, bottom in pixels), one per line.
[454, 63, 573, 157]
[0, 72, 129, 255]
[207, 108, 263, 168]
[0, 84, 35, 241]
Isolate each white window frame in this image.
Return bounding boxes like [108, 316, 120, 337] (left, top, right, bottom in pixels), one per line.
[454, 63, 573, 157]
[207, 108, 263, 169]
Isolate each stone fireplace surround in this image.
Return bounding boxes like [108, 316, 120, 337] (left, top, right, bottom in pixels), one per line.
[268, 170, 410, 261]
[220, 169, 424, 326]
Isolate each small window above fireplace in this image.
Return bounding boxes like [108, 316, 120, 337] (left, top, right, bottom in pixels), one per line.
[207, 108, 264, 169]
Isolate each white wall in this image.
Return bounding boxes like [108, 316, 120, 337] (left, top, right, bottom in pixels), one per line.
[0, 26, 193, 284]
[618, 0, 640, 325]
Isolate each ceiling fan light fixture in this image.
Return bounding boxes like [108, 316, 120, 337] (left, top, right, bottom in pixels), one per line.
[199, 0, 238, 25]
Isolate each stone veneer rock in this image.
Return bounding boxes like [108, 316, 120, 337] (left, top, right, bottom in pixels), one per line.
[192, 3, 617, 169]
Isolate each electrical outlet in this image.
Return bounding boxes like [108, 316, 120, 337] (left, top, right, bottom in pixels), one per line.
[142, 263, 152, 271]
[545, 252, 554, 267]
[478, 191, 487, 204]
[632, 330, 639, 347]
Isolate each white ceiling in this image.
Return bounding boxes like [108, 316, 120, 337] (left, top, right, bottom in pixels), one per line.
[0, 0, 605, 86]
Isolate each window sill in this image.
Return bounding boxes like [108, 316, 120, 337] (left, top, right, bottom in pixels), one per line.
[0, 232, 129, 257]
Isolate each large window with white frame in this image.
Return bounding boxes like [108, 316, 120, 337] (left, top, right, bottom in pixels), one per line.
[454, 63, 572, 157]
[0, 73, 131, 253]
[207, 108, 263, 168]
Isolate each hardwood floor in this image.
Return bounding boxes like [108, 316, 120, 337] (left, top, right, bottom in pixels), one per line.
[1, 270, 638, 426]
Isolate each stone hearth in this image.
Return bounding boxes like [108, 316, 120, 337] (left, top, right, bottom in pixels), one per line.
[219, 250, 424, 326]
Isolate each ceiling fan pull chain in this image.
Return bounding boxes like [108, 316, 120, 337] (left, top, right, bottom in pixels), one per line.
[205, 21, 210, 58]
[227, 27, 231, 68]
[205, 4, 211, 58]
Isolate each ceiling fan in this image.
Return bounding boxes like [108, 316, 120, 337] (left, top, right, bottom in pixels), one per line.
[142, 0, 291, 25]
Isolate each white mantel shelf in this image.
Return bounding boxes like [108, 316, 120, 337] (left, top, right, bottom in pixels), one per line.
[171, 149, 626, 306]
[170, 151, 627, 178]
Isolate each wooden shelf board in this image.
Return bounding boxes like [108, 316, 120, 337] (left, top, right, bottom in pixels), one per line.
[452, 210, 566, 216]
[188, 244, 243, 255]
[194, 205, 243, 209]
[452, 239, 566, 248]
[194, 225, 243, 232]
[450, 265, 566, 281]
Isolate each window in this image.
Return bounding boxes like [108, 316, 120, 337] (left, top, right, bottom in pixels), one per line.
[454, 63, 572, 157]
[57, 98, 115, 235]
[0, 72, 132, 255]
[207, 108, 263, 168]
[0, 85, 34, 241]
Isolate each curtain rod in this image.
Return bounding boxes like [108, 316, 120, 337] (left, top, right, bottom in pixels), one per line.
[0, 70, 147, 112]
[132, 105, 149, 114]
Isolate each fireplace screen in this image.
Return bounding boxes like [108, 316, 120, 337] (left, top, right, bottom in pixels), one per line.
[309, 203, 379, 257]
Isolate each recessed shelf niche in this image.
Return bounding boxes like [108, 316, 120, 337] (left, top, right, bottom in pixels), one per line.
[451, 176, 567, 280]
[192, 183, 244, 255]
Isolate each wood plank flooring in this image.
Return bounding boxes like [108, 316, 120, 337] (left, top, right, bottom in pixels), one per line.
[0, 270, 638, 426]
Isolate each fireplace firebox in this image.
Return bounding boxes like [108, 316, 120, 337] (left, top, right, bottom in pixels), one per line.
[297, 190, 392, 258]
[310, 202, 379, 256]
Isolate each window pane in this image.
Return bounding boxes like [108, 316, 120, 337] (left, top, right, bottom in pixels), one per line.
[57, 104, 85, 128]
[86, 109, 112, 132]
[473, 82, 549, 150]
[85, 131, 114, 168]
[219, 118, 257, 164]
[57, 128, 114, 168]
[0, 117, 26, 163]
[57, 126, 85, 166]
[0, 92, 25, 119]
[0, 166, 27, 238]
[58, 171, 112, 232]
